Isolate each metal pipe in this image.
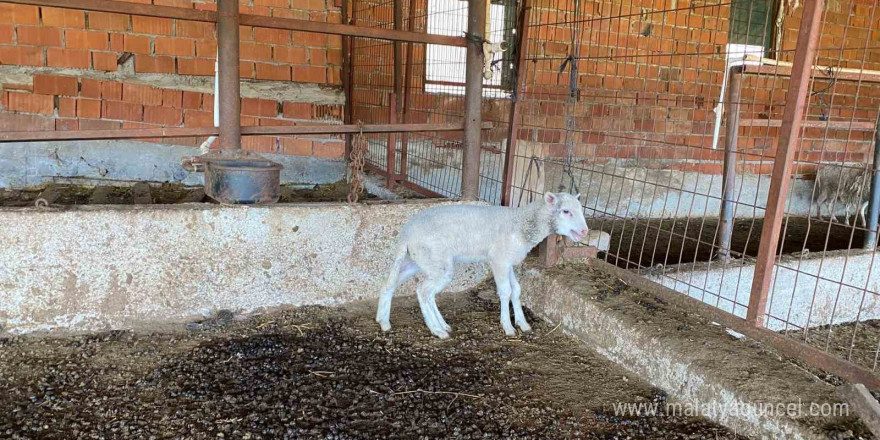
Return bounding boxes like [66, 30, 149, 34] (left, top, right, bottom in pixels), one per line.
[0, 122, 491, 143]
[217, 0, 241, 151]
[387, 93, 397, 189]
[400, 0, 418, 186]
[239, 14, 465, 46]
[393, 0, 404, 111]
[0, 127, 219, 142]
[746, 0, 825, 327]
[342, 0, 353, 163]
[3, 0, 468, 47]
[5, 0, 215, 21]
[461, 0, 487, 200]
[240, 121, 491, 135]
[717, 66, 743, 260]
[501, 2, 531, 207]
[864, 109, 880, 249]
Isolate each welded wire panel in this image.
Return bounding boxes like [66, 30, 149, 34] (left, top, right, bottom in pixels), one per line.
[509, 0, 781, 319]
[350, 0, 515, 201]
[760, 0, 880, 372]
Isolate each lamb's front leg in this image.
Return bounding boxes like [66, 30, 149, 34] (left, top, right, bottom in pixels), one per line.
[508, 266, 531, 332]
[491, 263, 516, 336]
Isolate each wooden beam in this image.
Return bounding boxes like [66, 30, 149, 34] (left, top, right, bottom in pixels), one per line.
[743, 55, 880, 83]
[740, 119, 876, 130]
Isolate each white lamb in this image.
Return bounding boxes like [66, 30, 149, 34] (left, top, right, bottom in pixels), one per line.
[376, 192, 590, 339]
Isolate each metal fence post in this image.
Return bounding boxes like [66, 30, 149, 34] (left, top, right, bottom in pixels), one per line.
[863, 109, 880, 249]
[501, 1, 531, 207]
[217, 0, 241, 150]
[387, 93, 397, 188]
[462, 0, 487, 200]
[342, 0, 353, 163]
[717, 66, 743, 260]
[746, 0, 824, 327]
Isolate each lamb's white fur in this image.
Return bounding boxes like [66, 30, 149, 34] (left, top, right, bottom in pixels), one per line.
[376, 192, 589, 338]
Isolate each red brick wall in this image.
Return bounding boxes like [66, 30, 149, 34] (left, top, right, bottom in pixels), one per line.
[0, 0, 345, 158]
[523, 0, 880, 171]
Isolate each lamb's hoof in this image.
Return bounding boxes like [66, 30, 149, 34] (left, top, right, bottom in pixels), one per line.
[503, 326, 516, 337]
[377, 320, 392, 332]
[517, 321, 532, 333]
[431, 328, 450, 339]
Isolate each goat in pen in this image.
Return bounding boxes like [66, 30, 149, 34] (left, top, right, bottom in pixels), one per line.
[813, 163, 873, 227]
[376, 192, 589, 339]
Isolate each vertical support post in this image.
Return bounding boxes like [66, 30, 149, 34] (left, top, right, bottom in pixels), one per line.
[501, 2, 531, 207]
[746, 0, 824, 327]
[717, 66, 743, 260]
[538, 235, 559, 267]
[217, 0, 241, 151]
[387, 92, 397, 188]
[400, 0, 418, 186]
[342, 0, 353, 162]
[461, 0, 487, 200]
[393, 0, 404, 112]
[863, 109, 880, 249]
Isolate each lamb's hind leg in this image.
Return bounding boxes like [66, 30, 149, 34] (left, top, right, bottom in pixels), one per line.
[508, 267, 531, 332]
[492, 262, 516, 336]
[376, 254, 421, 332]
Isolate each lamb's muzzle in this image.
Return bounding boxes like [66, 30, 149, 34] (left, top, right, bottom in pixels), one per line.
[376, 192, 589, 339]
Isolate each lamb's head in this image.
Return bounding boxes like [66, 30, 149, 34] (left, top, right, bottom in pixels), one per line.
[544, 192, 589, 242]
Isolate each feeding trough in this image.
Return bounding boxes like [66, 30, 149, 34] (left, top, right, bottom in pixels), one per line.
[188, 150, 283, 204]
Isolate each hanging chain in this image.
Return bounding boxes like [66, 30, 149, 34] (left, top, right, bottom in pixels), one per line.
[348, 121, 367, 204]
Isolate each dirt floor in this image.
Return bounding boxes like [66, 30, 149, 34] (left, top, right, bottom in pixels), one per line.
[0, 180, 375, 207]
[0, 283, 750, 440]
[787, 319, 880, 378]
[594, 216, 868, 269]
[540, 263, 870, 439]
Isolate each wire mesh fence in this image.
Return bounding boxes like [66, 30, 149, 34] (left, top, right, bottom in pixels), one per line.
[501, 0, 880, 375]
[350, 0, 517, 202]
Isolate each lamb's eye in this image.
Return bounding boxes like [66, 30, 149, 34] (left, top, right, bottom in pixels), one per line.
[562, 210, 570, 215]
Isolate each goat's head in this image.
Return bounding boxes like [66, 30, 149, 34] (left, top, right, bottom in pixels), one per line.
[544, 192, 589, 243]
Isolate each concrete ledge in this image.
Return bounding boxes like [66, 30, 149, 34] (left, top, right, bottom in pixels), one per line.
[0, 140, 345, 189]
[520, 261, 862, 440]
[649, 250, 880, 331]
[0, 199, 488, 334]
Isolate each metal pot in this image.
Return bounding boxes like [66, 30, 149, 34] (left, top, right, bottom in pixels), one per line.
[203, 157, 282, 204]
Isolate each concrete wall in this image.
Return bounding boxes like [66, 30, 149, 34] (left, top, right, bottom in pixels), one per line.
[650, 251, 880, 331]
[0, 200, 489, 334]
[367, 138, 827, 218]
[543, 159, 826, 219]
[0, 140, 345, 189]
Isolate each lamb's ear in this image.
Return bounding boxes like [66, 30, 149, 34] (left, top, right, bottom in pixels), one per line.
[575, 193, 581, 200]
[544, 192, 556, 205]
